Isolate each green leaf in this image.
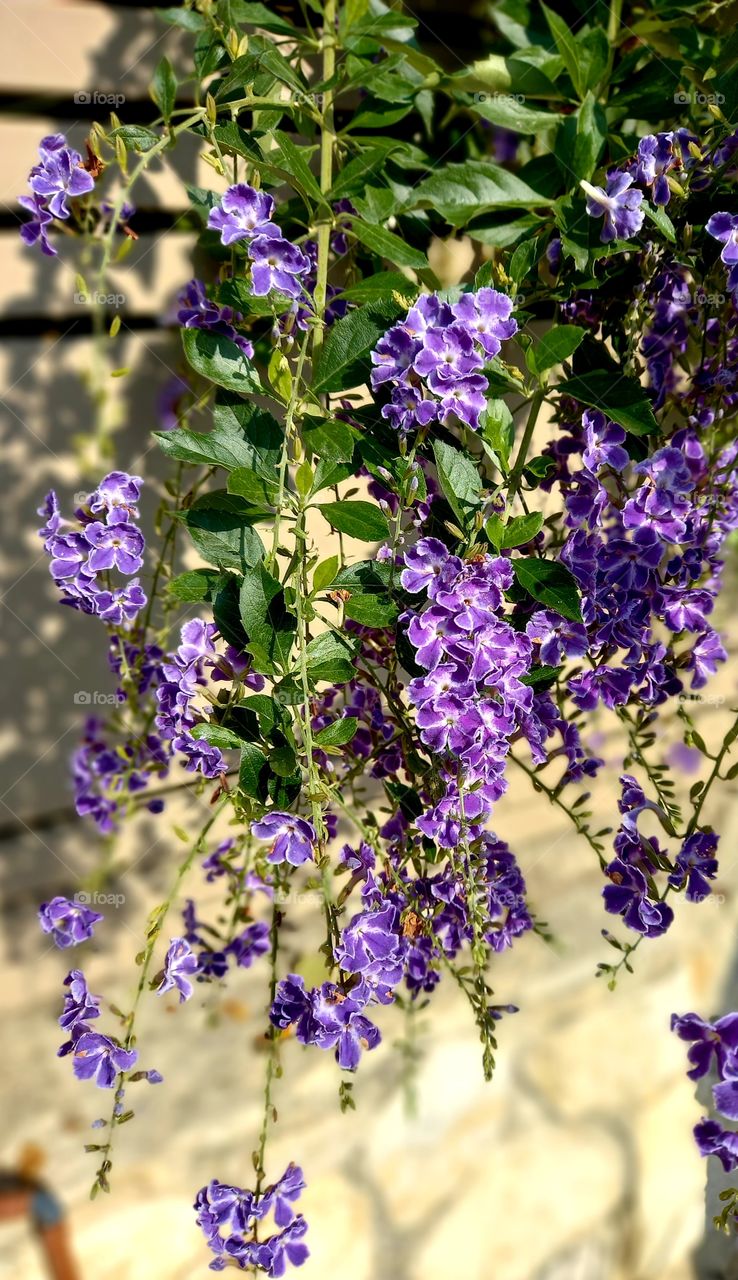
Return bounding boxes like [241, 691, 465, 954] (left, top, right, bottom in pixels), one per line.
[304, 631, 359, 684]
[182, 492, 265, 570]
[526, 325, 585, 376]
[343, 594, 398, 627]
[151, 56, 177, 122]
[213, 575, 248, 651]
[643, 202, 676, 243]
[269, 744, 298, 777]
[182, 328, 263, 394]
[155, 7, 208, 31]
[239, 743, 267, 798]
[109, 125, 159, 153]
[313, 555, 340, 592]
[481, 399, 514, 470]
[349, 218, 429, 270]
[167, 569, 220, 602]
[214, 38, 308, 97]
[239, 564, 296, 673]
[432, 439, 484, 528]
[541, 4, 584, 96]
[328, 560, 392, 594]
[303, 418, 357, 463]
[226, 2, 299, 36]
[557, 370, 659, 435]
[314, 716, 359, 746]
[512, 557, 582, 622]
[338, 271, 419, 305]
[469, 93, 563, 133]
[411, 161, 552, 227]
[271, 131, 326, 207]
[228, 468, 278, 506]
[508, 235, 542, 284]
[571, 93, 607, 181]
[190, 723, 245, 750]
[155, 397, 283, 475]
[487, 511, 543, 549]
[209, 121, 264, 166]
[329, 147, 402, 200]
[312, 300, 403, 394]
[317, 501, 390, 542]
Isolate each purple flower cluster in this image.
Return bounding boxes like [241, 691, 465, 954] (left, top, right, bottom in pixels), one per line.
[371, 289, 517, 434]
[195, 1165, 309, 1273]
[602, 774, 719, 937]
[56, 968, 162, 1090]
[552, 407, 737, 711]
[183, 897, 270, 980]
[155, 620, 227, 778]
[38, 895, 103, 948]
[72, 712, 170, 834]
[582, 131, 696, 243]
[39, 473, 146, 625]
[401, 538, 537, 848]
[177, 278, 255, 357]
[271, 973, 381, 1071]
[19, 133, 94, 256]
[673, 1011, 738, 1172]
[208, 184, 310, 300]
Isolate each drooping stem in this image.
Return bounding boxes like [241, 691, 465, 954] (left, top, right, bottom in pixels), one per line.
[312, 0, 337, 345]
[507, 388, 545, 507]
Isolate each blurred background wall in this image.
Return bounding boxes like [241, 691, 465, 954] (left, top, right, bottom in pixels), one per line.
[2, 3, 738, 1278]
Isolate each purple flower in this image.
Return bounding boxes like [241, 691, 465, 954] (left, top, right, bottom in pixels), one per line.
[249, 234, 310, 300]
[525, 610, 588, 666]
[88, 471, 142, 515]
[72, 1032, 137, 1087]
[706, 212, 738, 274]
[18, 193, 55, 255]
[672, 1010, 738, 1080]
[581, 173, 645, 243]
[693, 1118, 738, 1171]
[228, 921, 270, 969]
[85, 516, 145, 575]
[602, 860, 673, 936]
[635, 133, 679, 206]
[38, 895, 103, 948]
[251, 813, 316, 866]
[668, 831, 719, 901]
[208, 183, 275, 245]
[452, 287, 517, 358]
[581, 409, 630, 473]
[334, 903, 405, 999]
[157, 937, 200, 1003]
[59, 968, 100, 1032]
[28, 134, 94, 219]
[177, 279, 254, 358]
